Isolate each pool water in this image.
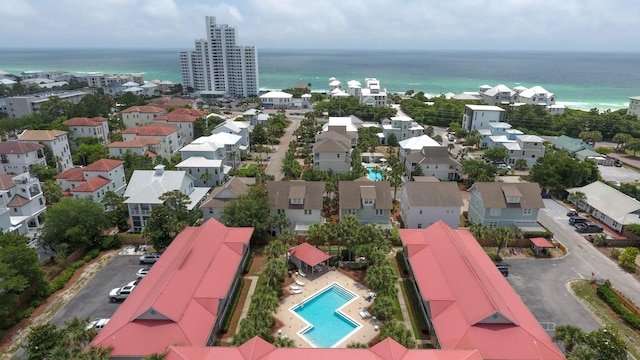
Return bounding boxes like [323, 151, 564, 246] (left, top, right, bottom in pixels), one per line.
[367, 166, 383, 181]
[292, 283, 360, 347]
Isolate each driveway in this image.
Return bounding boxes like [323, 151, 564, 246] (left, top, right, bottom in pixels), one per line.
[506, 198, 640, 333]
[598, 164, 640, 183]
[265, 113, 302, 180]
[49, 255, 149, 327]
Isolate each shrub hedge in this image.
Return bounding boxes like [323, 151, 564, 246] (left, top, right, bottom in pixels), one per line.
[403, 279, 429, 333]
[597, 284, 640, 330]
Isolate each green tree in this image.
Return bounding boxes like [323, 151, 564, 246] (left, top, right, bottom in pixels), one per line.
[619, 247, 639, 272]
[281, 150, 302, 180]
[514, 158, 528, 170]
[379, 320, 415, 349]
[530, 148, 599, 193]
[483, 146, 509, 163]
[411, 163, 424, 178]
[612, 133, 632, 151]
[350, 148, 366, 177]
[41, 179, 64, 204]
[39, 95, 74, 123]
[264, 258, 287, 287]
[624, 138, 640, 157]
[72, 143, 108, 166]
[371, 294, 397, 321]
[143, 190, 198, 250]
[270, 212, 291, 234]
[339, 214, 361, 261]
[569, 191, 587, 209]
[347, 342, 368, 348]
[40, 198, 109, 251]
[462, 159, 497, 187]
[102, 191, 129, 232]
[118, 92, 147, 109]
[469, 223, 490, 241]
[264, 239, 287, 259]
[221, 184, 271, 243]
[199, 169, 213, 187]
[26, 323, 64, 360]
[251, 123, 269, 145]
[365, 264, 397, 297]
[553, 324, 585, 353]
[30, 164, 58, 182]
[490, 226, 515, 257]
[387, 133, 399, 147]
[579, 130, 603, 146]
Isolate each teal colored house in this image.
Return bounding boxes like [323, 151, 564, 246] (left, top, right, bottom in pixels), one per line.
[468, 182, 544, 227]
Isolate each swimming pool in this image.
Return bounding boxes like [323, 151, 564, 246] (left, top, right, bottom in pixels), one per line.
[367, 166, 383, 181]
[290, 283, 361, 348]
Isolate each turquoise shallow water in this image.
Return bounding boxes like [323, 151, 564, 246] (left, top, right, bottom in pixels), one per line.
[293, 284, 358, 348]
[1, 48, 638, 111]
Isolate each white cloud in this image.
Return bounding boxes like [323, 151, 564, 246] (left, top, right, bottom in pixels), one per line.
[0, 0, 638, 51]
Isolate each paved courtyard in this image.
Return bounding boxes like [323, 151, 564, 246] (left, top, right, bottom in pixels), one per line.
[274, 269, 380, 348]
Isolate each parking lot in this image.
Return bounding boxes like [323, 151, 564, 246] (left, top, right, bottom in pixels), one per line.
[49, 254, 151, 327]
[598, 164, 640, 183]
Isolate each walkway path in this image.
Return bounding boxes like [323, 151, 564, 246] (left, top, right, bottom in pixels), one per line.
[238, 276, 259, 321]
[265, 113, 302, 180]
[395, 282, 413, 333]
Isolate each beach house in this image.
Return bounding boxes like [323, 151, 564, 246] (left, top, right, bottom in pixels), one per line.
[63, 117, 110, 149]
[339, 180, 392, 228]
[0, 142, 47, 175]
[461, 104, 506, 132]
[18, 129, 73, 173]
[121, 105, 167, 129]
[401, 180, 463, 229]
[200, 177, 249, 222]
[467, 182, 544, 228]
[266, 181, 325, 235]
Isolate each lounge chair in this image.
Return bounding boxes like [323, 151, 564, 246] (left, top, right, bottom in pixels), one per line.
[359, 309, 372, 318]
[291, 288, 302, 294]
[290, 285, 301, 291]
[295, 279, 305, 286]
[298, 269, 307, 277]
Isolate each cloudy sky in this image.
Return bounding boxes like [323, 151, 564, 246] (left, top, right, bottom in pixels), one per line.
[1, 0, 638, 51]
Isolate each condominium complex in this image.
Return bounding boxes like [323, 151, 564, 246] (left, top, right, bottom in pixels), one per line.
[180, 16, 259, 98]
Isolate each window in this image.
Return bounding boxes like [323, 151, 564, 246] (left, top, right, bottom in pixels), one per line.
[375, 209, 384, 216]
[304, 209, 312, 215]
[523, 208, 533, 215]
[363, 198, 373, 205]
[337, 153, 340, 158]
[417, 223, 422, 229]
[489, 221, 498, 227]
[419, 210, 422, 214]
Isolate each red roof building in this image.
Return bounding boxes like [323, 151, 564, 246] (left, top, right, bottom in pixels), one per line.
[288, 242, 331, 274]
[165, 336, 483, 360]
[120, 124, 182, 159]
[54, 159, 127, 201]
[400, 221, 564, 360]
[154, 108, 207, 142]
[91, 219, 254, 358]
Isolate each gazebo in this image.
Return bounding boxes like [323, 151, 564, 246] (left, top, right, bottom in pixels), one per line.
[530, 237, 555, 255]
[288, 243, 332, 276]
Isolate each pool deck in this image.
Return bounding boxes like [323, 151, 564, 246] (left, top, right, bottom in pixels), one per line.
[274, 269, 380, 347]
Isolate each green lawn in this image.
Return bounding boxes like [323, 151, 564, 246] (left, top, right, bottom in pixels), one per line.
[570, 279, 640, 359]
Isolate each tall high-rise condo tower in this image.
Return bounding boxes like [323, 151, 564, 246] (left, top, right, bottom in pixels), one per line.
[180, 16, 259, 98]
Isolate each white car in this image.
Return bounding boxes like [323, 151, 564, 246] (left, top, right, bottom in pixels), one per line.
[136, 268, 150, 278]
[109, 285, 136, 302]
[496, 163, 511, 170]
[86, 318, 110, 332]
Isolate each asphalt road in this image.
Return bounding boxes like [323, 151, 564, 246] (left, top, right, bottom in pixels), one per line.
[49, 255, 148, 327]
[265, 113, 303, 180]
[506, 199, 640, 333]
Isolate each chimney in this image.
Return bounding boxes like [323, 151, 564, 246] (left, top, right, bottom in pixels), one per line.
[154, 164, 165, 176]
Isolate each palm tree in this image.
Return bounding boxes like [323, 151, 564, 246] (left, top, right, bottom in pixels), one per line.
[371, 294, 396, 320]
[264, 239, 286, 259]
[514, 158, 528, 170]
[469, 223, 490, 241]
[200, 170, 212, 186]
[379, 320, 416, 349]
[553, 324, 585, 353]
[570, 191, 587, 210]
[491, 226, 515, 257]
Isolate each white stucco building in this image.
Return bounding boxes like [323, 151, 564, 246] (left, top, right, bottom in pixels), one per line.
[18, 130, 73, 173]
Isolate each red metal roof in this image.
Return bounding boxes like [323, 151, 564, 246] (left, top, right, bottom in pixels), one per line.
[54, 168, 85, 181]
[63, 117, 108, 126]
[165, 337, 483, 360]
[400, 221, 564, 360]
[70, 176, 110, 192]
[91, 219, 253, 357]
[83, 158, 124, 172]
[288, 243, 332, 267]
[155, 108, 206, 123]
[530, 237, 554, 248]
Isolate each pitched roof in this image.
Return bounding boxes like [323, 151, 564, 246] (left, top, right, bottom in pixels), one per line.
[155, 108, 206, 123]
[150, 97, 197, 110]
[54, 167, 85, 181]
[313, 137, 350, 153]
[0, 174, 16, 190]
[266, 181, 325, 210]
[568, 181, 640, 225]
[121, 105, 166, 113]
[8, 194, 30, 207]
[471, 182, 544, 209]
[63, 117, 108, 126]
[339, 181, 392, 210]
[83, 159, 124, 172]
[71, 176, 111, 192]
[288, 243, 332, 267]
[108, 138, 162, 148]
[18, 129, 67, 141]
[404, 182, 463, 207]
[0, 142, 44, 154]
[315, 130, 352, 145]
[551, 135, 591, 153]
[124, 168, 192, 205]
[400, 221, 564, 360]
[399, 135, 441, 151]
[164, 336, 483, 360]
[201, 177, 249, 209]
[121, 124, 179, 136]
[91, 219, 253, 357]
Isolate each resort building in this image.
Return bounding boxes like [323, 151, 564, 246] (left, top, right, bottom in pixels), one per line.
[84, 73, 144, 88]
[380, 116, 424, 144]
[121, 124, 182, 159]
[0, 142, 47, 175]
[478, 123, 546, 168]
[461, 104, 506, 132]
[313, 131, 352, 174]
[121, 105, 167, 129]
[329, 77, 388, 107]
[200, 177, 248, 222]
[467, 182, 544, 228]
[153, 108, 207, 143]
[180, 16, 259, 98]
[107, 138, 161, 158]
[54, 159, 127, 200]
[320, 116, 362, 147]
[339, 180, 392, 228]
[123, 165, 209, 232]
[400, 221, 564, 359]
[266, 181, 325, 235]
[63, 117, 110, 150]
[403, 146, 461, 181]
[5, 90, 89, 118]
[259, 91, 293, 109]
[0, 172, 46, 235]
[629, 96, 640, 118]
[17, 130, 73, 173]
[515, 85, 557, 106]
[401, 180, 463, 229]
[480, 84, 516, 106]
[568, 180, 640, 233]
[211, 119, 252, 152]
[176, 157, 225, 187]
[90, 218, 253, 358]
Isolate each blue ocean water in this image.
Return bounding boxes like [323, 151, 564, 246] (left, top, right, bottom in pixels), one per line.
[1, 48, 638, 111]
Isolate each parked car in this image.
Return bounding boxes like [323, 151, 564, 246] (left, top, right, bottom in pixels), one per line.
[108, 285, 136, 302]
[139, 252, 161, 264]
[566, 209, 579, 217]
[136, 267, 150, 278]
[569, 216, 588, 225]
[495, 263, 510, 277]
[86, 318, 110, 332]
[495, 163, 511, 170]
[575, 222, 603, 233]
[126, 278, 141, 287]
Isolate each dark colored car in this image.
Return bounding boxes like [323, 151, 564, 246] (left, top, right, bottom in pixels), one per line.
[495, 263, 509, 277]
[566, 209, 579, 217]
[569, 216, 588, 225]
[575, 222, 603, 233]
